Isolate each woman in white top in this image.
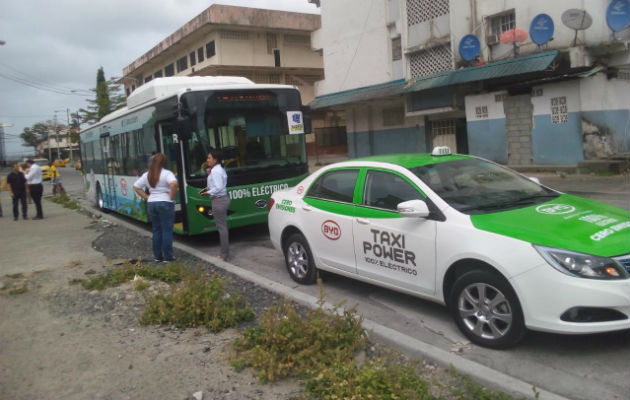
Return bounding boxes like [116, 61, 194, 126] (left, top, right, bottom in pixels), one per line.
[133, 153, 179, 262]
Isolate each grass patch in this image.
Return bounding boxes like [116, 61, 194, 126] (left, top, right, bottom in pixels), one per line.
[232, 284, 367, 383]
[139, 273, 254, 331]
[134, 280, 151, 291]
[7, 273, 24, 279]
[76, 261, 189, 291]
[8, 286, 28, 295]
[48, 192, 80, 210]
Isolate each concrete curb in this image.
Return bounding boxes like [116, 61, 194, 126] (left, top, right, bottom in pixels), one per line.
[83, 199, 570, 400]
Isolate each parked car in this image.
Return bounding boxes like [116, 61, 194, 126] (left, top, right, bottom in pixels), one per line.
[53, 159, 66, 167]
[267, 147, 630, 349]
[32, 158, 52, 180]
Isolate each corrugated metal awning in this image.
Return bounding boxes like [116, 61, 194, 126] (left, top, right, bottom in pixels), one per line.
[309, 50, 559, 109]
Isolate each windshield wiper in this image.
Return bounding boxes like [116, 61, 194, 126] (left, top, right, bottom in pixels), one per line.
[509, 193, 559, 206]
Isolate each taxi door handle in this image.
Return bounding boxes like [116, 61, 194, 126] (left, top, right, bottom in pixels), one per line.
[356, 218, 370, 225]
[302, 205, 312, 212]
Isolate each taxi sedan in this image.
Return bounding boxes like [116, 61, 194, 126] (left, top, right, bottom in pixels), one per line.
[267, 147, 630, 349]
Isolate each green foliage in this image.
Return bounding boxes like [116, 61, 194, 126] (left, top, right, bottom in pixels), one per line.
[134, 280, 151, 291]
[48, 193, 80, 210]
[304, 358, 434, 400]
[232, 295, 367, 383]
[20, 122, 51, 150]
[79, 67, 126, 125]
[77, 261, 189, 290]
[8, 286, 28, 295]
[448, 366, 531, 400]
[140, 274, 254, 331]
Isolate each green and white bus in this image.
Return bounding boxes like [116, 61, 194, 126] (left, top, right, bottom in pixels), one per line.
[80, 76, 311, 235]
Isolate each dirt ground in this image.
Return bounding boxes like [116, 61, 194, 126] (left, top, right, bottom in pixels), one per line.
[0, 220, 470, 400]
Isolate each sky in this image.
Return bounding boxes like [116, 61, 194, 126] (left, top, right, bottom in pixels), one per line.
[0, 0, 319, 159]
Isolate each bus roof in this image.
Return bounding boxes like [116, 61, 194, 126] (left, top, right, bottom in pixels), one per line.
[84, 76, 300, 131]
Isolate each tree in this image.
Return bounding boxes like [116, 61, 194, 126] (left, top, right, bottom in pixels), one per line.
[78, 67, 126, 126]
[20, 122, 51, 152]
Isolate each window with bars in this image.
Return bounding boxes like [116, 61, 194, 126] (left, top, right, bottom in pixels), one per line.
[154, 70, 163, 79]
[164, 64, 174, 77]
[409, 45, 452, 78]
[221, 30, 249, 40]
[206, 41, 216, 58]
[189, 51, 196, 67]
[197, 47, 204, 63]
[407, 0, 449, 26]
[284, 34, 310, 46]
[392, 37, 402, 61]
[176, 56, 188, 73]
[267, 33, 277, 54]
[490, 11, 515, 35]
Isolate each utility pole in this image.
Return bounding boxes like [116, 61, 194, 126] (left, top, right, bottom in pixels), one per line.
[66, 108, 73, 163]
[49, 114, 55, 161]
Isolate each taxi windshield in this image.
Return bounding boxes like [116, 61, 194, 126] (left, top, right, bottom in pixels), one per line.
[411, 158, 559, 214]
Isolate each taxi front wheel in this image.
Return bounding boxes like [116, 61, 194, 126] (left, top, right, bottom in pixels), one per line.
[283, 233, 317, 284]
[448, 270, 526, 349]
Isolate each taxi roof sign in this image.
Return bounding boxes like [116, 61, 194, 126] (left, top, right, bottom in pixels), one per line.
[432, 146, 452, 156]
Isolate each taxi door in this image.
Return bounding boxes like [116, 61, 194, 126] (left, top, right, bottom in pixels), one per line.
[353, 169, 437, 294]
[300, 168, 359, 274]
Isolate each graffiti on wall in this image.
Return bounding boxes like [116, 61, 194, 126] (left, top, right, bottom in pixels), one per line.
[582, 118, 614, 159]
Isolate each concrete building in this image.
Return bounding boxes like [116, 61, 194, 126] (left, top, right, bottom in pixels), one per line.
[120, 4, 333, 157]
[309, 0, 630, 167]
[37, 128, 78, 162]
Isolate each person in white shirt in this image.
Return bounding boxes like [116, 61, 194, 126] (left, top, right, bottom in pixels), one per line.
[201, 149, 230, 260]
[25, 159, 44, 219]
[133, 153, 179, 262]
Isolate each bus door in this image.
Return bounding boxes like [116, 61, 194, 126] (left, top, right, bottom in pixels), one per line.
[158, 122, 187, 233]
[99, 134, 118, 210]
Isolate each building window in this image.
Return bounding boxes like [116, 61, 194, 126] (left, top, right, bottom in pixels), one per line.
[190, 51, 196, 67]
[382, 107, 405, 126]
[273, 49, 281, 67]
[176, 56, 188, 73]
[407, 0, 449, 26]
[154, 70, 163, 78]
[490, 11, 515, 35]
[164, 64, 174, 77]
[197, 47, 204, 62]
[284, 34, 310, 46]
[392, 37, 402, 61]
[206, 41, 215, 58]
[267, 33, 277, 54]
[220, 30, 249, 40]
[144, 76, 152, 84]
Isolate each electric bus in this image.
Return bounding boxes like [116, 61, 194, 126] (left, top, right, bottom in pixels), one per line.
[80, 76, 311, 235]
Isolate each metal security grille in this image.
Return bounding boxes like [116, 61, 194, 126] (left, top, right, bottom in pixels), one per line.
[431, 119, 457, 149]
[267, 33, 277, 54]
[221, 30, 249, 40]
[406, 0, 449, 26]
[409, 45, 452, 78]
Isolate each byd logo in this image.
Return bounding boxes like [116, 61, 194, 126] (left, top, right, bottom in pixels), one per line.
[322, 220, 341, 240]
[535, 204, 576, 215]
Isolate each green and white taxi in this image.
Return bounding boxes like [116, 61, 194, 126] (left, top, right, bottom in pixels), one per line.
[267, 147, 630, 348]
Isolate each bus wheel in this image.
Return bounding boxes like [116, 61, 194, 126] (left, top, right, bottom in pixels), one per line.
[96, 185, 105, 211]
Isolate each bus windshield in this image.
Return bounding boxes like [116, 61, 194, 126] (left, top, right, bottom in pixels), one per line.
[186, 90, 307, 179]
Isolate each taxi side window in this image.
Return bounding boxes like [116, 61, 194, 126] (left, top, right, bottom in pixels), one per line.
[307, 169, 358, 203]
[363, 170, 421, 210]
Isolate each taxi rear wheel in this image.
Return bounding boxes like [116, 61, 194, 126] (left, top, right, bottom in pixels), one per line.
[283, 233, 317, 284]
[448, 270, 526, 349]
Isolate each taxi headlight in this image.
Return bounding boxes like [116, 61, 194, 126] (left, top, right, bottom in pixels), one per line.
[534, 245, 629, 280]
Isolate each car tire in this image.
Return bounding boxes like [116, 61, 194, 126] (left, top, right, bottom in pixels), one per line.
[448, 270, 526, 349]
[283, 233, 317, 284]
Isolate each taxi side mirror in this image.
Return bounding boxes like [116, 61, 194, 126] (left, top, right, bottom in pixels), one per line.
[397, 199, 430, 218]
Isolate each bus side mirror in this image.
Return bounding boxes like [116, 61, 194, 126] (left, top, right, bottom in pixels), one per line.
[302, 106, 312, 134]
[176, 116, 192, 139]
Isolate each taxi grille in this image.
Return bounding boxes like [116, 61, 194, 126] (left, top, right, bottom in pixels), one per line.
[613, 254, 630, 274]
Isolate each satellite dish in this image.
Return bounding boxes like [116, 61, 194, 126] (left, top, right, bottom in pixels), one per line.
[561, 9, 593, 30]
[530, 13, 555, 46]
[458, 34, 481, 61]
[562, 9, 593, 46]
[606, 0, 630, 36]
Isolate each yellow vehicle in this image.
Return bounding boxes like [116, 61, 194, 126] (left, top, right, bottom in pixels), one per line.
[53, 159, 67, 167]
[32, 158, 52, 180]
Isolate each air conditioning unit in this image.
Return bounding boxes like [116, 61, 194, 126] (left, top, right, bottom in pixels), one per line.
[486, 33, 500, 46]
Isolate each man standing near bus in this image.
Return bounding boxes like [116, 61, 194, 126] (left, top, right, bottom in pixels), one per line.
[25, 159, 44, 219]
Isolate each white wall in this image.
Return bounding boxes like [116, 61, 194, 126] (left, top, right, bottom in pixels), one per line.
[315, 0, 397, 96]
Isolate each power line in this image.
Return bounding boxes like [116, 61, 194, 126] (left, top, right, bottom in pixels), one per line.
[0, 62, 93, 96]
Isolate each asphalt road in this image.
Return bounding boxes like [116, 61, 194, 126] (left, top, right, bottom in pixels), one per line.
[57, 167, 630, 400]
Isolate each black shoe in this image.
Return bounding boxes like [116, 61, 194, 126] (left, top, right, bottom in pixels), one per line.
[32, 216, 43, 220]
[14, 217, 18, 221]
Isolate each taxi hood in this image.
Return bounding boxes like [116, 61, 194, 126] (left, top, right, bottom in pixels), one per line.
[470, 194, 630, 257]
